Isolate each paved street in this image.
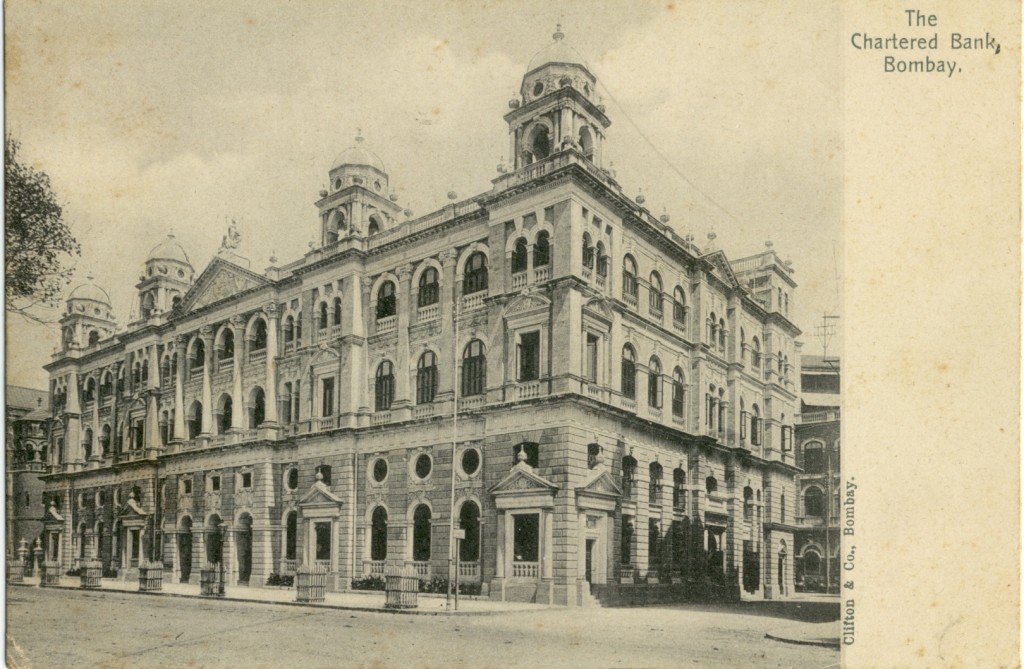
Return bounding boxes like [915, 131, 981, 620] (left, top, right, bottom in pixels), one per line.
[7, 586, 838, 669]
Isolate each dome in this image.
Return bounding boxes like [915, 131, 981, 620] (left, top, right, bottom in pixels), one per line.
[68, 279, 111, 306]
[331, 134, 386, 173]
[526, 25, 590, 74]
[147, 234, 192, 267]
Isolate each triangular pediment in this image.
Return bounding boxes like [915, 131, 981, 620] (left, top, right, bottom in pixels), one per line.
[702, 251, 741, 290]
[489, 463, 559, 495]
[298, 481, 344, 507]
[576, 469, 623, 499]
[583, 297, 614, 324]
[178, 256, 271, 313]
[117, 498, 147, 519]
[502, 292, 551, 319]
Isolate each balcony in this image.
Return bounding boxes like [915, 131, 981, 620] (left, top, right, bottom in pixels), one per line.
[317, 329, 329, 343]
[406, 561, 430, 578]
[511, 272, 528, 290]
[516, 381, 542, 400]
[371, 411, 392, 426]
[284, 341, 296, 354]
[582, 267, 593, 282]
[458, 562, 480, 579]
[279, 559, 298, 576]
[417, 304, 439, 323]
[413, 404, 436, 419]
[458, 396, 485, 411]
[314, 415, 339, 432]
[511, 561, 539, 578]
[799, 409, 840, 424]
[331, 325, 343, 339]
[461, 291, 486, 312]
[248, 349, 267, 364]
[376, 315, 397, 334]
[596, 273, 607, 289]
[363, 560, 385, 575]
[533, 265, 550, 283]
[623, 292, 638, 309]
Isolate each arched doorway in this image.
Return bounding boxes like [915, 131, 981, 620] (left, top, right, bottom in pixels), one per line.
[371, 507, 388, 561]
[236, 514, 253, 585]
[179, 517, 193, 582]
[206, 514, 223, 564]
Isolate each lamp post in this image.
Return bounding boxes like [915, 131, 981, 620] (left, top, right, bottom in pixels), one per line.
[218, 522, 226, 596]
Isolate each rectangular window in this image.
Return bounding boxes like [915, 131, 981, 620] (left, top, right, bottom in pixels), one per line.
[321, 378, 335, 417]
[133, 419, 145, 450]
[241, 472, 252, 489]
[183, 479, 192, 495]
[315, 522, 331, 561]
[518, 331, 541, 381]
[513, 514, 539, 562]
[586, 333, 599, 383]
[751, 418, 762, 446]
[740, 411, 749, 440]
[211, 475, 221, 492]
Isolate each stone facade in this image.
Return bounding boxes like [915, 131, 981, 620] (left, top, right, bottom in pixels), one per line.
[6, 385, 50, 557]
[39, 29, 801, 604]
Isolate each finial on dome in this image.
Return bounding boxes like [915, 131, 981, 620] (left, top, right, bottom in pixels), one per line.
[355, 129, 364, 144]
[316, 469, 324, 482]
[447, 188, 458, 201]
[660, 212, 671, 224]
[765, 239, 774, 249]
[86, 272, 95, 282]
[553, 23, 565, 42]
[517, 445, 527, 463]
[636, 188, 646, 205]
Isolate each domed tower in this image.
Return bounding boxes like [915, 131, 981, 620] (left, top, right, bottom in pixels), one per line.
[60, 276, 116, 351]
[506, 25, 611, 171]
[136, 233, 194, 320]
[317, 132, 402, 246]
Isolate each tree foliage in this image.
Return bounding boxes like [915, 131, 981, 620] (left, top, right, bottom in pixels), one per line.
[5, 136, 80, 320]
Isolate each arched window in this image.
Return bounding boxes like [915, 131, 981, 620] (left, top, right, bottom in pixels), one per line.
[285, 511, 298, 561]
[461, 340, 486, 396]
[595, 242, 608, 277]
[375, 361, 394, 411]
[251, 319, 268, 352]
[412, 505, 432, 561]
[216, 394, 232, 435]
[705, 476, 718, 494]
[718, 318, 726, 350]
[463, 252, 488, 294]
[416, 351, 438, 405]
[751, 404, 762, 446]
[673, 287, 686, 328]
[333, 297, 343, 327]
[188, 402, 202, 439]
[803, 550, 821, 575]
[319, 302, 329, 330]
[671, 368, 686, 418]
[295, 313, 302, 343]
[649, 272, 663, 315]
[672, 468, 686, 510]
[587, 443, 601, 469]
[459, 502, 481, 562]
[511, 238, 528, 273]
[87, 330, 100, 346]
[578, 126, 594, 160]
[284, 316, 294, 343]
[621, 345, 637, 400]
[249, 387, 265, 428]
[582, 233, 594, 269]
[740, 328, 747, 363]
[534, 231, 550, 267]
[527, 125, 551, 163]
[190, 340, 205, 372]
[82, 428, 94, 460]
[622, 255, 638, 299]
[218, 329, 234, 364]
[418, 268, 439, 307]
[371, 507, 388, 561]
[708, 312, 718, 344]
[100, 425, 111, 456]
[368, 215, 381, 236]
[751, 337, 762, 368]
[376, 281, 396, 319]
[647, 356, 662, 408]
[648, 462, 663, 505]
[804, 487, 824, 517]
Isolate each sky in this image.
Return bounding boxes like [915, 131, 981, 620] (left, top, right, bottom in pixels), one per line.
[4, 0, 842, 388]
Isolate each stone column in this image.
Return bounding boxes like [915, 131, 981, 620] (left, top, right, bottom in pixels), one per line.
[394, 264, 413, 411]
[541, 509, 553, 580]
[173, 338, 186, 440]
[439, 250, 457, 396]
[230, 316, 245, 431]
[494, 513, 505, 579]
[146, 344, 161, 454]
[200, 326, 214, 435]
[263, 302, 279, 424]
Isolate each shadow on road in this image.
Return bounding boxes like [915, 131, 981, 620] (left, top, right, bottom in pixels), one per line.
[653, 599, 841, 623]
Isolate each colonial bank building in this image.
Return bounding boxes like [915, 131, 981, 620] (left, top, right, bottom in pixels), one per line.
[39, 28, 802, 606]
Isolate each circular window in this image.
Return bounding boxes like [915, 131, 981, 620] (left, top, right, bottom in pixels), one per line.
[372, 458, 389, 483]
[177, 269, 185, 278]
[460, 449, 480, 476]
[286, 468, 299, 491]
[94, 308, 101, 315]
[334, 178, 342, 190]
[533, 81, 544, 96]
[414, 454, 432, 479]
[374, 180, 382, 192]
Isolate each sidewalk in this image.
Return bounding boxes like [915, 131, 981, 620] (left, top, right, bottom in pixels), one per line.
[764, 620, 841, 649]
[10, 576, 551, 616]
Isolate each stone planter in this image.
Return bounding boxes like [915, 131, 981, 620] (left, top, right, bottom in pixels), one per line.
[41, 561, 61, 587]
[295, 563, 328, 603]
[79, 560, 103, 589]
[139, 562, 163, 592]
[200, 563, 223, 597]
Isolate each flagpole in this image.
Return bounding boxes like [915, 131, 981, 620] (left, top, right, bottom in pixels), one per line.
[446, 294, 460, 611]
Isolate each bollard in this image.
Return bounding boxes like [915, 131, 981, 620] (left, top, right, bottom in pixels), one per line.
[384, 566, 418, 609]
[295, 563, 328, 603]
[139, 561, 163, 592]
[80, 560, 102, 588]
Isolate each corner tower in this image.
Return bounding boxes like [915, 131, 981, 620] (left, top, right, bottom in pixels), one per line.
[505, 25, 611, 171]
[317, 133, 402, 245]
[136, 233, 195, 320]
[60, 277, 116, 351]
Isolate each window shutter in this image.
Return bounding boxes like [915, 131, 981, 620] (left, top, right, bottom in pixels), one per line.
[740, 411, 748, 440]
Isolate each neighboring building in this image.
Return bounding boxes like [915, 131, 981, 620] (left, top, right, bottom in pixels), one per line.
[6, 385, 50, 556]
[39, 28, 802, 605]
[793, 354, 840, 592]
